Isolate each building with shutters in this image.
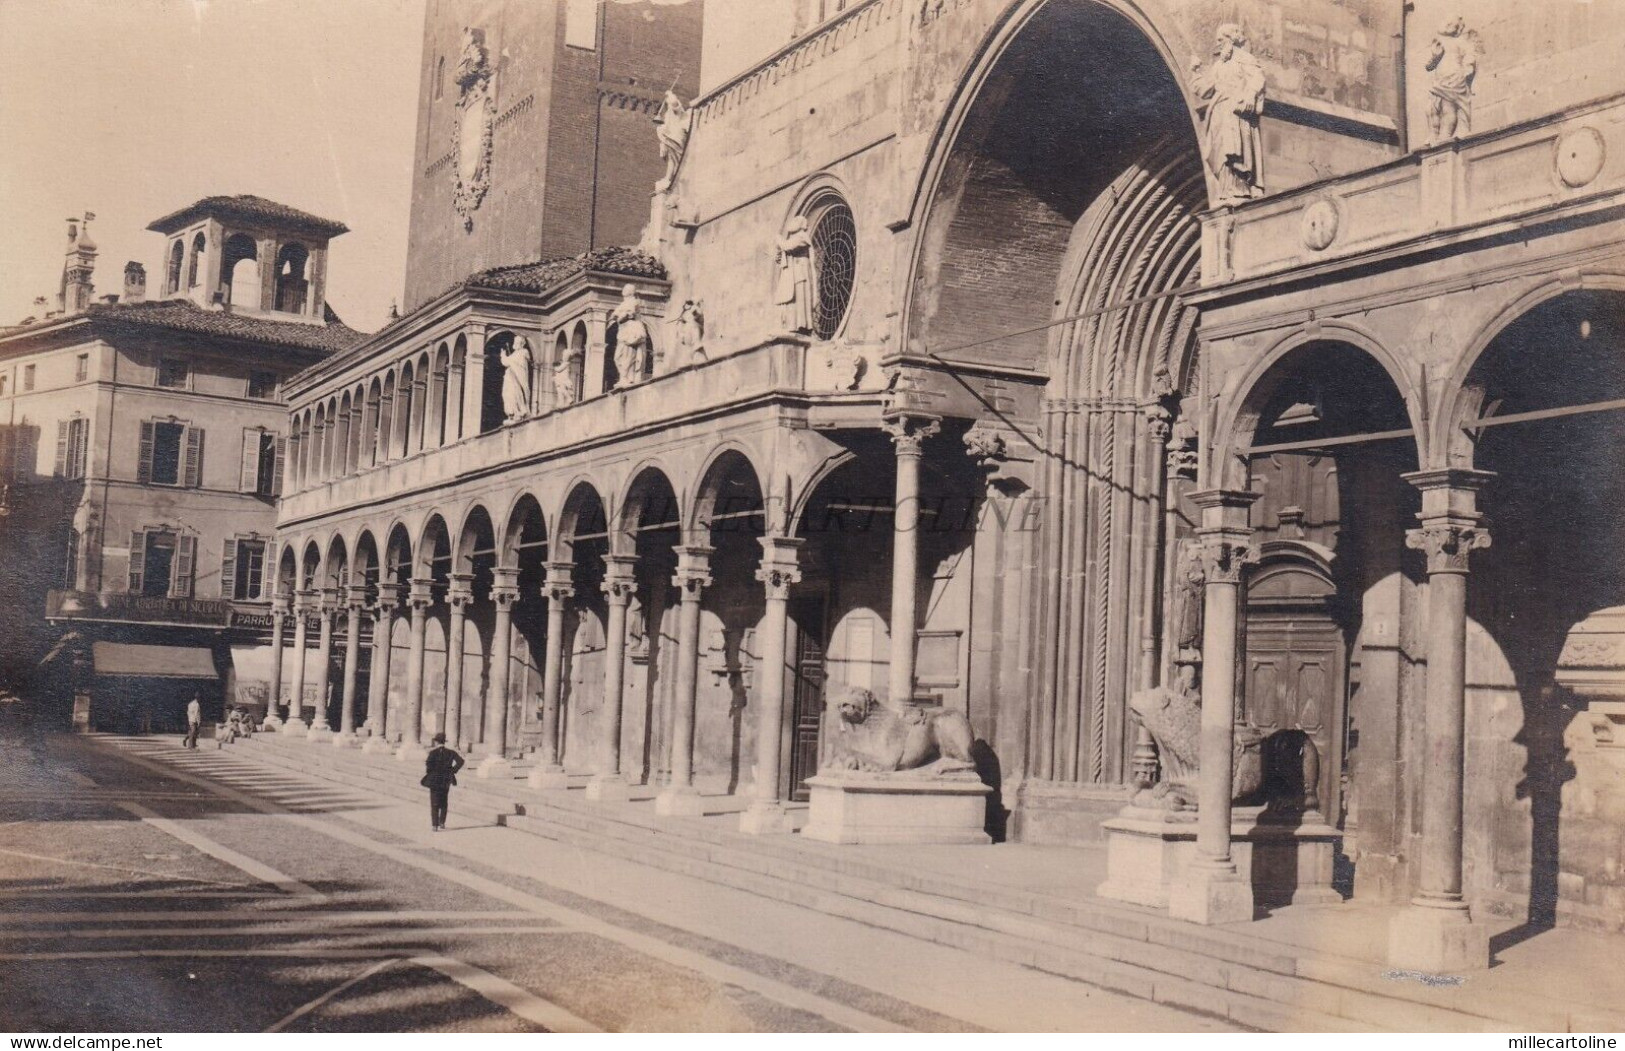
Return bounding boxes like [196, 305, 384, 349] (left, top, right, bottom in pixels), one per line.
[0, 200, 363, 730]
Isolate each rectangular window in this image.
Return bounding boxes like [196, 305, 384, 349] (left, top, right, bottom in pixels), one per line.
[141, 530, 176, 597]
[247, 371, 278, 400]
[139, 419, 203, 488]
[22, 365, 35, 391]
[55, 417, 88, 480]
[223, 538, 267, 600]
[75, 354, 89, 382]
[240, 428, 283, 496]
[157, 358, 189, 389]
[129, 529, 195, 598]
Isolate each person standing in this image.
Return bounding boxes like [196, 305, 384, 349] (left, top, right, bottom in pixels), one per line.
[422, 732, 465, 831]
[184, 694, 202, 749]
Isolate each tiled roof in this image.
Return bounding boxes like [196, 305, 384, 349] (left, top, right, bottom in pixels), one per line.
[146, 194, 349, 237]
[81, 298, 365, 354]
[464, 246, 667, 294]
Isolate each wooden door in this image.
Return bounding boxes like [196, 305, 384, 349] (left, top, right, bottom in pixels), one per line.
[1244, 615, 1345, 819]
[787, 596, 827, 802]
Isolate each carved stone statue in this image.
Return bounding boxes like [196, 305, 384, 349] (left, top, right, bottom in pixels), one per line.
[500, 335, 532, 423]
[453, 27, 495, 231]
[1171, 538, 1206, 659]
[774, 216, 814, 335]
[1129, 665, 1264, 809]
[821, 685, 976, 777]
[653, 90, 692, 194]
[1190, 24, 1267, 206]
[553, 349, 582, 408]
[611, 284, 651, 389]
[676, 299, 705, 365]
[1426, 17, 1481, 144]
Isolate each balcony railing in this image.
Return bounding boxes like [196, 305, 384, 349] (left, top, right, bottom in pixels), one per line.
[280, 335, 873, 525]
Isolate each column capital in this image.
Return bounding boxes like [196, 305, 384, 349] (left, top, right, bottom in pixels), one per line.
[446, 571, 476, 609]
[542, 560, 576, 602]
[293, 588, 317, 614]
[1189, 488, 1261, 529]
[881, 413, 942, 456]
[672, 544, 714, 596]
[489, 565, 521, 610]
[372, 581, 404, 618]
[756, 536, 804, 600]
[407, 577, 435, 610]
[1403, 468, 1495, 517]
[344, 583, 369, 610]
[1407, 522, 1491, 575]
[271, 594, 292, 617]
[602, 553, 639, 603]
[1195, 528, 1258, 584]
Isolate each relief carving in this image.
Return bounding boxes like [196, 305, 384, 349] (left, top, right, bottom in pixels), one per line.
[1425, 17, 1482, 145]
[452, 27, 496, 232]
[821, 685, 976, 778]
[1190, 24, 1267, 206]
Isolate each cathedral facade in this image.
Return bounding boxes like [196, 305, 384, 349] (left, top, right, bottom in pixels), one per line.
[271, 0, 1625, 966]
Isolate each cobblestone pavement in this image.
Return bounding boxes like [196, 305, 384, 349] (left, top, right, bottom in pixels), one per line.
[0, 718, 1236, 1033]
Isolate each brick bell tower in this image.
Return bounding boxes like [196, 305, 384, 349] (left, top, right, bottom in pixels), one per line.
[401, 0, 705, 312]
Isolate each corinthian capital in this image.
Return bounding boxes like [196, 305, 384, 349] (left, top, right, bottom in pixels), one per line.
[1406, 523, 1491, 574]
[881, 413, 941, 456]
[1198, 534, 1258, 584]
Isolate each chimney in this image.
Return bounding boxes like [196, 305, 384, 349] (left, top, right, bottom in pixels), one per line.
[123, 261, 146, 305]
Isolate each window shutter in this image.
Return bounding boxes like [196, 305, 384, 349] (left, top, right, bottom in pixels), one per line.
[220, 538, 238, 600]
[272, 436, 286, 495]
[137, 421, 154, 484]
[75, 420, 88, 478]
[54, 420, 69, 478]
[127, 531, 145, 593]
[240, 429, 259, 493]
[183, 427, 204, 488]
[174, 534, 196, 598]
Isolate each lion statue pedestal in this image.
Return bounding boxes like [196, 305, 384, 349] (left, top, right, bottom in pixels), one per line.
[801, 686, 992, 846]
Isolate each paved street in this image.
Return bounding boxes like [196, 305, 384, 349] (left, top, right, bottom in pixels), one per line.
[0, 719, 1235, 1033]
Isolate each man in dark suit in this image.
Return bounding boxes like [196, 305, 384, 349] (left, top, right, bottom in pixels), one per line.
[423, 732, 465, 831]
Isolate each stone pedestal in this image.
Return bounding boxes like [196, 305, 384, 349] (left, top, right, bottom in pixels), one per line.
[283, 718, 308, 738]
[475, 755, 515, 781]
[305, 723, 332, 742]
[361, 735, 394, 755]
[528, 765, 570, 790]
[585, 774, 630, 803]
[1098, 806, 1341, 914]
[654, 784, 705, 817]
[1387, 903, 1490, 973]
[739, 799, 795, 835]
[331, 732, 360, 749]
[395, 742, 427, 766]
[801, 773, 991, 845]
[261, 713, 283, 732]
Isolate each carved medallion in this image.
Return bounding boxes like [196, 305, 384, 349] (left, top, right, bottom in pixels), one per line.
[1556, 126, 1606, 189]
[1301, 198, 1340, 252]
[453, 28, 495, 232]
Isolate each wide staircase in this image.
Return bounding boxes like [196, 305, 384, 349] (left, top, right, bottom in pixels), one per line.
[226, 732, 1623, 1033]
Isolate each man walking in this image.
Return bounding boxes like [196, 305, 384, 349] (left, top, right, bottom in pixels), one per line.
[184, 694, 202, 749]
[422, 732, 465, 831]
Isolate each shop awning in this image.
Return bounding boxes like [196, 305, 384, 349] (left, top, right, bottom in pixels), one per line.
[92, 642, 217, 679]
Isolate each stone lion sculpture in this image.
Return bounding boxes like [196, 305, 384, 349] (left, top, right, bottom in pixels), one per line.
[822, 685, 976, 777]
[1128, 666, 1263, 810]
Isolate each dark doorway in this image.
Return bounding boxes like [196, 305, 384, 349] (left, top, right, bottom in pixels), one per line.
[788, 593, 827, 802]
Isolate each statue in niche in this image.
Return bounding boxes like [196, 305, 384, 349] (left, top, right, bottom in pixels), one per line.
[774, 216, 813, 335]
[553, 348, 582, 408]
[500, 335, 533, 423]
[1190, 24, 1267, 206]
[653, 90, 692, 194]
[1129, 665, 1265, 810]
[1425, 17, 1482, 144]
[611, 285, 651, 389]
[626, 594, 649, 661]
[821, 685, 976, 777]
[676, 299, 706, 365]
[1170, 538, 1206, 660]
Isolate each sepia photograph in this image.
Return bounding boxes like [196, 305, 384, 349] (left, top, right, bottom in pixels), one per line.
[1, 0, 1623, 1037]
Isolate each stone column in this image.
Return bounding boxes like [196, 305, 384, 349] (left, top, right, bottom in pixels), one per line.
[740, 536, 803, 835]
[1388, 468, 1494, 973]
[334, 584, 367, 747]
[477, 567, 521, 780]
[460, 327, 487, 441]
[443, 572, 474, 752]
[529, 560, 575, 790]
[395, 577, 434, 764]
[882, 414, 941, 706]
[264, 595, 289, 729]
[586, 554, 639, 801]
[306, 590, 336, 741]
[362, 583, 401, 754]
[1168, 489, 1259, 925]
[284, 591, 313, 737]
[656, 545, 714, 817]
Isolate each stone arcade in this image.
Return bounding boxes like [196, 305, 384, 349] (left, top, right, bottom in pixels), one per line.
[266, 0, 1625, 974]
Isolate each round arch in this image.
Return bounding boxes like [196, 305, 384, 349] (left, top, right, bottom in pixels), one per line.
[502, 491, 549, 566]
